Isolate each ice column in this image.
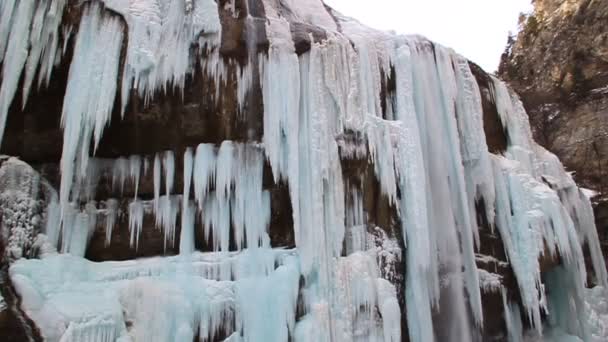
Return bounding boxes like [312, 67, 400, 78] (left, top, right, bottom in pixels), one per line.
[58, 2, 123, 215]
[180, 148, 195, 254]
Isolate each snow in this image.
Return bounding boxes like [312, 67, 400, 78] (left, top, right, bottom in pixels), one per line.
[99, 0, 222, 113]
[128, 200, 144, 250]
[104, 199, 119, 246]
[180, 148, 195, 255]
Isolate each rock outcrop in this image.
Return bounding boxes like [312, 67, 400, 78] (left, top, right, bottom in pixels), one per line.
[499, 0, 608, 267]
[499, 0, 608, 193]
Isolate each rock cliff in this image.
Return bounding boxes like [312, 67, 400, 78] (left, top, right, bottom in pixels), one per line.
[499, 0, 608, 272]
[499, 0, 608, 194]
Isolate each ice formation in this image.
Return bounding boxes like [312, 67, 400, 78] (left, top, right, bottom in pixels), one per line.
[0, 0, 607, 341]
[0, 0, 67, 145]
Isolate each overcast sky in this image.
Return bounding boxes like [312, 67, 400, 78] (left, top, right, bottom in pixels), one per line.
[324, 0, 533, 72]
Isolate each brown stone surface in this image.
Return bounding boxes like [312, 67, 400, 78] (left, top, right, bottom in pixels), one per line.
[499, 0, 608, 193]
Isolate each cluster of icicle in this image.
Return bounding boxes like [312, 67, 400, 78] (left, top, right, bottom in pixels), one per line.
[1, 0, 607, 341]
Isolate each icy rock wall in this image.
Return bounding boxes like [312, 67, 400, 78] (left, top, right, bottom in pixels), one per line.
[0, 0, 607, 341]
[0, 157, 56, 260]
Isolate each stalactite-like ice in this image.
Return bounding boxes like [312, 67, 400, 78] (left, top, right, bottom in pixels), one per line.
[104, 199, 119, 246]
[157, 195, 179, 250]
[163, 151, 175, 196]
[58, 202, 97, 257]
[154, 153, 162, 212]
[129, 155, 142, 198]
[58, 2, 123, 215]
[193, 143, 216, 209]
[97, 0, 222, 112]
[202, 143, 270, 252]
[112, 157, 129, 194]
[502, 289, 524, 342]
[0, 0, 67, 146]
[128, 200, 144, 250]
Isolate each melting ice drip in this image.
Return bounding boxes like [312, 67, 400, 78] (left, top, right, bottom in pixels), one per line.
[0, 0, 607, 342]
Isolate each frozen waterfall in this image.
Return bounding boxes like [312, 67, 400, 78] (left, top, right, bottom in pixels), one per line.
[0, 0, 606, 342]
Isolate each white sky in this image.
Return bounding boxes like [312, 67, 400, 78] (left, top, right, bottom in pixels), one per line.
[324, 0, 533, 72]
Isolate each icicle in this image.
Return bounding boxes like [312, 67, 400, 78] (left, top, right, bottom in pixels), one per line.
[129, 155, 142, 198]
[345, 186, 367, 254]
[22, 0, 67, 107]
[203, 195, 231, 253]
[193, 143, 216, 209]
[377, 279, 401, 342]
[259, 21, 301, 182]
[105, 199, 119, 246]
[0, 0, 36, 145]
[180, 148, 195, 254]
[58, 2, 124, 215]
[154, 153, 161, 212]
[163, 151, 175, 196]
[0, 0, 67, 145]
[391, 42, 436, 342]
[112, 157, 129, 194]
[231, 145, 271, 250]
[143, 156, 150, 176]
[114, 0, 222, 114]
[215, 141, 235, 202]
[128, 200, 144, 250]
[236, 62, 253, 114]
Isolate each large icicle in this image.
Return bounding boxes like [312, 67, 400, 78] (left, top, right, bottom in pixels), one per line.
[128, 200, 144, 250]
[58, 2, 123, 215]
[105, 199, 119, 246]
[98, 0, 222, 112]
[193, 143, 216, 209]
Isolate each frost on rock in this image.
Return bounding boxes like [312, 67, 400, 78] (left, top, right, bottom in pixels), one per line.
[0, 158, 55, 260]
[99, 0, 222, 112]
